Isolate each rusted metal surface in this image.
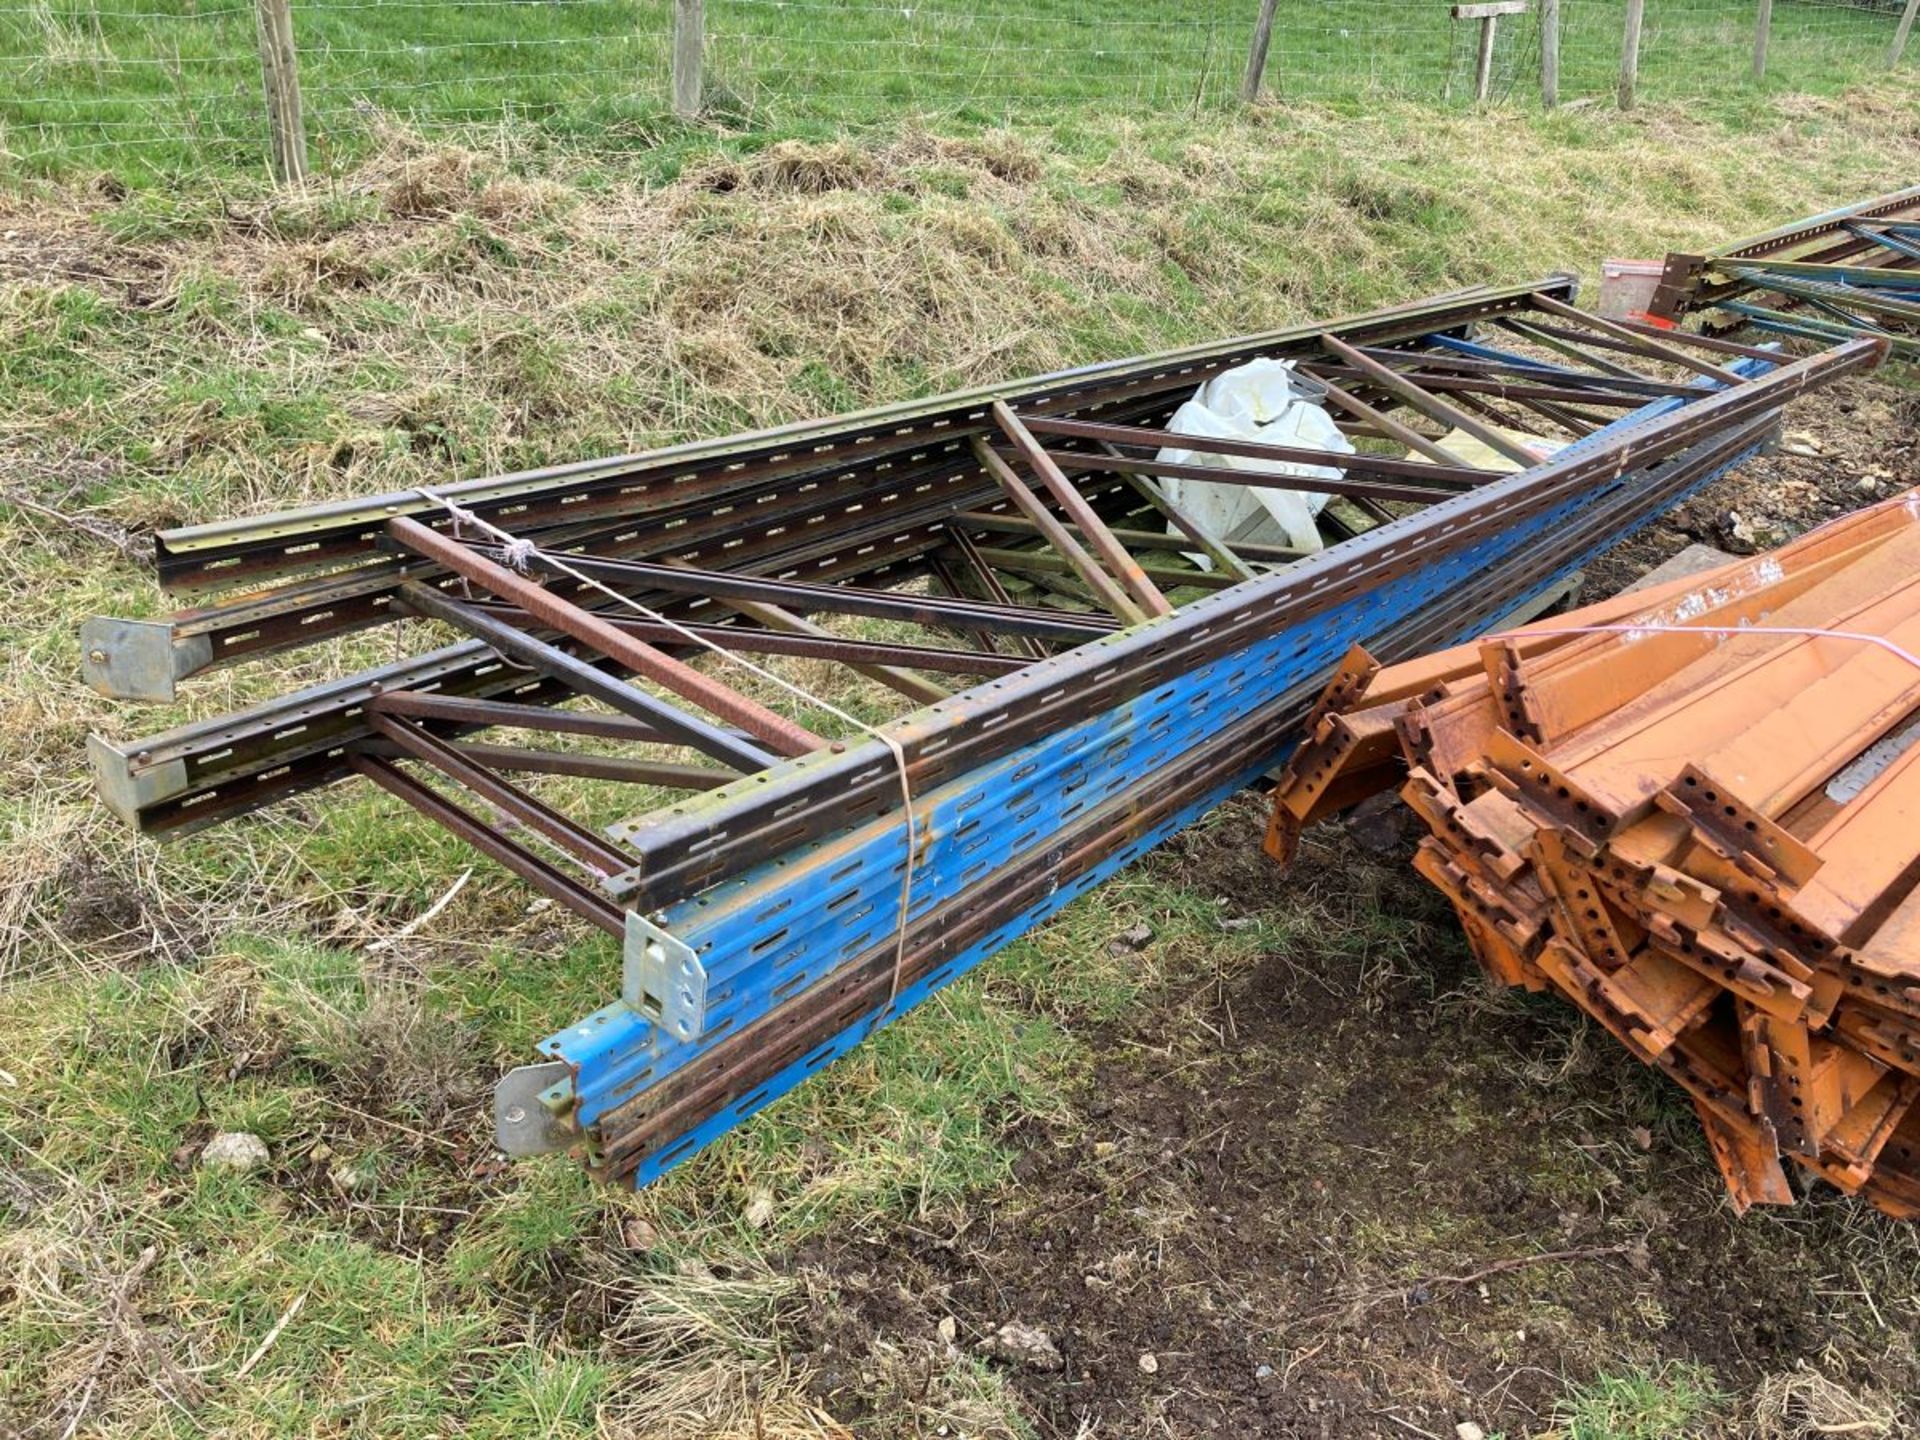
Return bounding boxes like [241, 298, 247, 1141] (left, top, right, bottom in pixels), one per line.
[970, 434, 1149, 625]
[352, 753, 626, 937]
[613, 342, 1878, 914]
[395, 580, 781, 774]
[567, 412, 1787, 1183]
[1267, 492, 1920, 1219]
[1019, 414, 1497, 490]
[80, 278, 1880, 1188]
[463, 602, 1023, 678]
[993, 401, 1174, 619]
[389, 515, 825, 758]
[1650, 188, 1920, 361]
[135, 278, 1587, 593]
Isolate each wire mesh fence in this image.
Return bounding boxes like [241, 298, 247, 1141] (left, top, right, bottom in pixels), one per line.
[0, 0, 1910, 176]
[704, 0, 1544, 112]
[0, 0, 674, 171]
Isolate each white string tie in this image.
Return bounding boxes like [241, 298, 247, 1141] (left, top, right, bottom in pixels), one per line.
[411, 488, 924, 1010]
[1494, 622, 1920, 675]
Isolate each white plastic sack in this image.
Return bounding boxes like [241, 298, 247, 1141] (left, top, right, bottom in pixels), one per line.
[1152, 359, 1354, 560]
[1195, 356, 1320, 426]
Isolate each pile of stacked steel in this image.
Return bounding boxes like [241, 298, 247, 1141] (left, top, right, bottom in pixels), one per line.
[1268, 495, 1920, 1218]
[84, 275, 1886, 1187]
[1652, 185, 1920, 361]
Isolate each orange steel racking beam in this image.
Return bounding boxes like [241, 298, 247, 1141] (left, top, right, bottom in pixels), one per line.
[1266, 491, 1920, 1218]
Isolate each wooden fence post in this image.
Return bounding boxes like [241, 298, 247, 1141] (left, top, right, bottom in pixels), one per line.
[1242, 0, 1280, 103]
[1540, 0, 1560, 107]
[1618, 0, 1644, 110]
[253, 0, 307, 185]
[1448, 4, 1526, 105]
[1472, 9, 1498, 102]
[1753, 0, 1773, 81]
[1894, 0, 1920, 68]
[672, 0, 705, 118]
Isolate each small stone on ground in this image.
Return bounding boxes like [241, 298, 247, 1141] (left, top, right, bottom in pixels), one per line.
[200, 1132, 269, 1171]
[977, 1321, 1062, 1372]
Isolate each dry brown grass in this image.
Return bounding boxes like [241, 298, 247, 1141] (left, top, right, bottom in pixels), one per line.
[1748, 1362, 1900, 1439]
[590, 1257, 839, 1439]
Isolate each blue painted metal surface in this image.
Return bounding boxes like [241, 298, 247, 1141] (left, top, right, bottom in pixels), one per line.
[1710, 219, 1920, 358]
[1721, 298, 1916, 359]
[537, 352, 1775, 1185]
[1855, 223, 1920, 265]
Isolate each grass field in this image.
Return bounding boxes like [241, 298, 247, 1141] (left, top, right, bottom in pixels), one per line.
[2, 29, 1920, 1440]
[0, 0, 1908, 178]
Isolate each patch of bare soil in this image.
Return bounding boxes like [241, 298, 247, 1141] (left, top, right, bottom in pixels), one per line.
[1584, 368, 1920, 596]
[791, 378, 1920, 1439]
[793, 821, 1918, 1438]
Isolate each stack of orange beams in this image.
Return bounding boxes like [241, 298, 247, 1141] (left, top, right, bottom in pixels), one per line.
[1266, 490, 1920, 1218]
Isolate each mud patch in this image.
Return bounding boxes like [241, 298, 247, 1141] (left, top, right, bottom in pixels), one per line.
[791, 814, 1920, 1438]
[1583, 369, 1919, 597]
[49, 849, 206, 966]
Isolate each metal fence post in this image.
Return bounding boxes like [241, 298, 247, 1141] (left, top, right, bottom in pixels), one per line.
[1540, 0, 1561, 108]
[1753, 0, 1773, 81]
[1242, 0, 1280, 102]
[673, 0, 705, 117]
[253, 0, 307, 184]
[1619, 0, 1645, 110]
[1894, 0, 1920, 68]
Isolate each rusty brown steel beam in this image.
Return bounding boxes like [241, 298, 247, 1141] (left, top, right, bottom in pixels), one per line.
[1019, 413, 1498, 487]
[390, 516, 824, 759]
[1527, 290, 1747, 387]
[1359, 341, 1694, 398]
[1309, 375, 1471, 469]
[462, 601, 1025, 679]
[924, 546, 1041, 659]
[519, 546, 1116, 645]
[396, 581, 780, 774]
[434, 741, 737, 791]
[954, 508, 1276, 571]
[993, 402, 1174, 619]
[969, 436, 1148, 626]
[1489, 319, 1663, 385]
[969, 545, 1242, 592]
[942, 527, 1048, 660]
[1315, 334, 1547, 468]
[367, 710, 635, 874]
[1103, 460, 1261, 582]
[1602, 318, 1786, 362]
[351, 753, 625, 937]
[368, 690, 690, 745]
[1449, 386, 1540, 439]
[1304, 363, 1665, 409]
[1512, 394, 1605, 439]
[658, 559, 950, 707]
[1030, 447, 1476, 507]
[1347, 495, 1398, 528]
